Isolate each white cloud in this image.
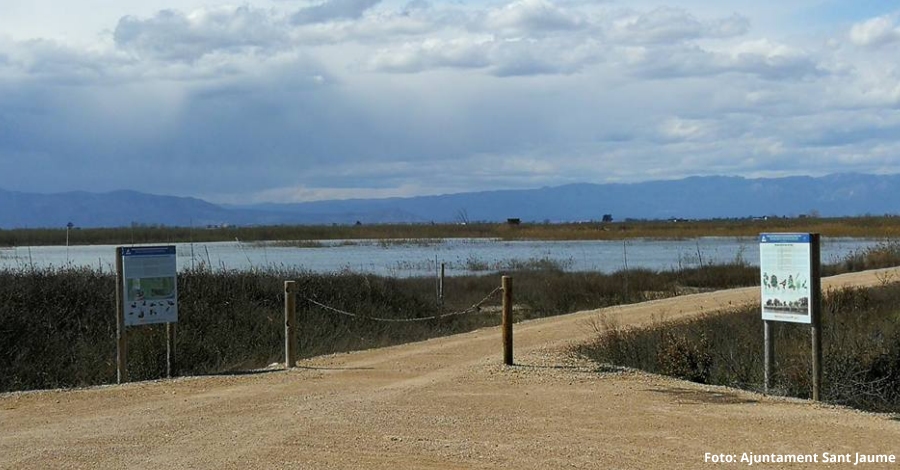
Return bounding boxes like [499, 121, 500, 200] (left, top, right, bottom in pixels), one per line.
[0, 38, 130, 85]
[609, 7, 749, 44]
[367, 35, 604, 76]
[623, 38, 820, 80]
[242, 183, 430, 204]
[725, 39, 821, 79]
[291, 0, 381, 25]
[367, 37, 493, 73]
[114, 6, 290, 61]
[294, 9, 437, 44]
[484, 0, 586, 35]
[849, 14, 900, 47]
[658, 117, 714, 141]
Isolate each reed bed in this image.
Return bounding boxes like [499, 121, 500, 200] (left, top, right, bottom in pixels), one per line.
[0, 258, 755, 393]
[5, 216, 900, 247]
[2, 241, 896, 398]
[578, 284, 900, 413]
[579, 241, 900, 413]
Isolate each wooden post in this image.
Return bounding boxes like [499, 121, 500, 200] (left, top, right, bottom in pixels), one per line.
[622, 240, 629, 301]
[502, 276, 513, 366]
[439, 262, 445, 307]
[810, 234, 823, 401]
[115, 247, 127, 384]
[284, 280, 297, 370]
[166, 322, 176, 378]
[764, 320, 774, 394]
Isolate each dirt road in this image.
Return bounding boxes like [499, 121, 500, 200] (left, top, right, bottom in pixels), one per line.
[3, 269, 900, 469]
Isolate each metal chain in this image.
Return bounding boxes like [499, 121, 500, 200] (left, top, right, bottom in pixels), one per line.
[305, 286, 503, 323]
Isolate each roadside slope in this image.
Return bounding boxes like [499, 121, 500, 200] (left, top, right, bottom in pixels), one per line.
[2, 268, 899, 469]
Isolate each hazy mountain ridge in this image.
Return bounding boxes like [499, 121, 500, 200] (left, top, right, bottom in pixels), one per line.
[2, 173, 899, 228]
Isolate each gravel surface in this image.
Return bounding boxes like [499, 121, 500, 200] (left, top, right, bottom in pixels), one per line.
[2, 268, 899, 469]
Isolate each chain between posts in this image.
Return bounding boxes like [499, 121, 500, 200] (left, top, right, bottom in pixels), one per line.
[305, 286, 503, 323]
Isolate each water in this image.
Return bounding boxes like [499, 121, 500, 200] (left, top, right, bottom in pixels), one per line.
[0, 237, 885, 277]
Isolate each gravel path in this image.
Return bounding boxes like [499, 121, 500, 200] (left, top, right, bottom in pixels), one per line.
[2, 268, 899, 469]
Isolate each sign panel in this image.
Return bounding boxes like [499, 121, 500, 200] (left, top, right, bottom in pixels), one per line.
[759, 233, 812, 324]
[122, 246, 177, 326]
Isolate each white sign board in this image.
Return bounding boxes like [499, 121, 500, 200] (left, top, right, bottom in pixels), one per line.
[122, 246, 178, 326]
[759, 233, 812, 324]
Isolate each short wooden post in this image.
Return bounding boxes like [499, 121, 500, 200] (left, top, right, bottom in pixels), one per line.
[502, 276, 513, 365]
[166, 322, 177, 378]
[284, 281, 297, 370]
[810, 234, 823, 401]
[622, 240, 629, 301]
[115, 247, 128, 384]
[764, 320, 774, 394]
[439, 262, 445, 307]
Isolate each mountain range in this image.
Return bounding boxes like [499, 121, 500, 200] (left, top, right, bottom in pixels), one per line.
[2, 173, 899, 229]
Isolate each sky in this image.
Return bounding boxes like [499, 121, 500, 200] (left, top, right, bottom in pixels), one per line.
[0, 0, 899, 204]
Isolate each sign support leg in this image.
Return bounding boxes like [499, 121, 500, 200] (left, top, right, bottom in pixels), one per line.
[166, 322, 176, 378]
[115, 247, 128, 384]
[810, 234, 823, 401]
[764, 320, 774, 394]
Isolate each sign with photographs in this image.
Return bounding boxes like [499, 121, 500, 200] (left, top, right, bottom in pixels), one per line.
[121, 246, 178, 326]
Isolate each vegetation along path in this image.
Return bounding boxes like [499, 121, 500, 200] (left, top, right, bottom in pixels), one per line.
[2, 268, 900, 469]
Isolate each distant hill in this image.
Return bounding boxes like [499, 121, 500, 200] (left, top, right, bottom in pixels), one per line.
[2, 173, 899, 228]
[0, 189, 235, 228]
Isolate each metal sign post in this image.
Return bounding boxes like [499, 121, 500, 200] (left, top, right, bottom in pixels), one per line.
[764, 320, 774, 393]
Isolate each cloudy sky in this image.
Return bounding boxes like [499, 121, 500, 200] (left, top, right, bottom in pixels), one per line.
[1, 0, 898, 204]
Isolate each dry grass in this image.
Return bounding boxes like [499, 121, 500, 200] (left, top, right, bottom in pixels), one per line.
[579, 283, 900, 413]
[0, 257, 758, 393]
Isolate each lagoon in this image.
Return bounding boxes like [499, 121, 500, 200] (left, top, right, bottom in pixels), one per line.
[0, 237, 883, 277]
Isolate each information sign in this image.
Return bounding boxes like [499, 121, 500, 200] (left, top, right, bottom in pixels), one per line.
[759, 233, 813, 324]
[122, 246, 178, 326]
